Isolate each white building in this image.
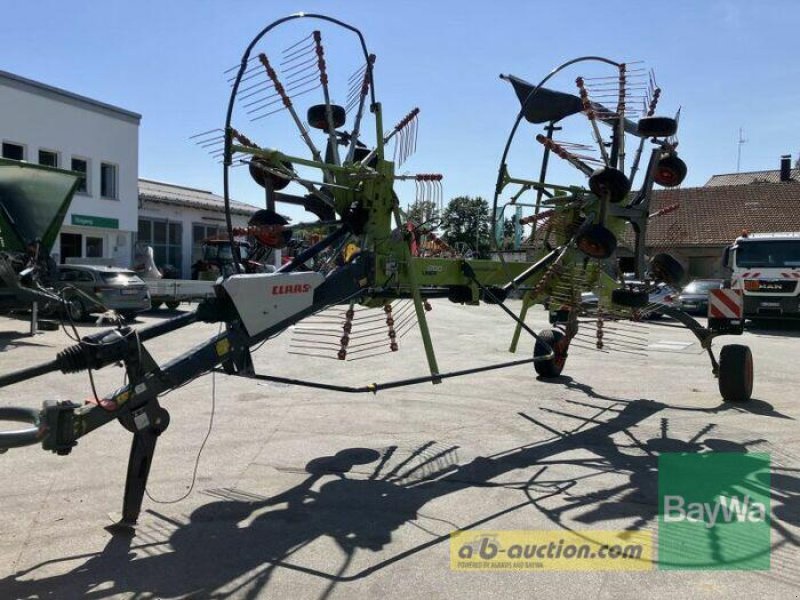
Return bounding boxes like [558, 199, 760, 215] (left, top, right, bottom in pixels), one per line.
[138, 179, 258, 278]
[0, 70, 140, 267]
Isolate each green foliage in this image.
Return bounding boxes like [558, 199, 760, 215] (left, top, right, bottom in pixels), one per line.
[441, 196, 492, 257]
[406, 199, 440, 227]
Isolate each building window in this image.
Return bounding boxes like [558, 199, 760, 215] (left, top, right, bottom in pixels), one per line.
[192, 224, 221, 262]
[86, 236, 104, 258]
[2, 142, 25, 161]
[38, 149, 59, 168]
[138, 218, 183, 277]
[100, 162, 118, 199]
[71, 157, 89, 194]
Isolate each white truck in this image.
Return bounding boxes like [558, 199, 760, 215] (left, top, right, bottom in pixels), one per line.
[724, 232, 800, 322]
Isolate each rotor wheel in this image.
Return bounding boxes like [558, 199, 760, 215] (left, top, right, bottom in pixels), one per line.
[249, 157, 293, 191]
[533, 328, 567, 378]
[307, 104, 346, 132]
[718, 344, 753, 402]
[654, 154, 687, 188]
[165, 301, 181, 311]
[589, 167, 631, 204]
[637, 116, 678, 138]
[575, 224, 617, 259]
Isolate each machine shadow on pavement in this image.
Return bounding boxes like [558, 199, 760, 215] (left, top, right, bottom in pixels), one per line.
[3, 395, 800, 599]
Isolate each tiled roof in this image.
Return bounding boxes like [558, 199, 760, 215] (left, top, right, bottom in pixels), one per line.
[705, 168, 800, 186]
[138, 178, 259, 216]
[647, 183, 800, 247]
[524, 182, 800, 249]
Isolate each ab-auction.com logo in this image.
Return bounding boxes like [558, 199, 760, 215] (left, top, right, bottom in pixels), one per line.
[658, 452, 771, 570]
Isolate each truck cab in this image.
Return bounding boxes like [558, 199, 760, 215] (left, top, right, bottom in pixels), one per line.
[724, 232, 800, 321]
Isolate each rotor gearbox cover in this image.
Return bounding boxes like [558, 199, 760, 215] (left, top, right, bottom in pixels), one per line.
[589, 167, 631, 204]
[649, 252, 685, 287]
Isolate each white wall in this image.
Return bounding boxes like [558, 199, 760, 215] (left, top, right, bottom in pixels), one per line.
[138, 201, 253, 277]
[0, 76, 139, 267]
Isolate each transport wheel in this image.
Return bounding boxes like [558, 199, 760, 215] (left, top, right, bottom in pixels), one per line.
[654, 154, 687, 188]
[165, 301, 181, 311]
[249, 157, 293, 191]
[120, 311, 138, 322]
[649, 253, 685, 287]
[589, 167, 630, 204]
[575, 224, 617, 259]
[718, 344, 753, 402]
[611, 288, 649, 308]
[151, 301, 163, 310]
[533, 328, 567, 378]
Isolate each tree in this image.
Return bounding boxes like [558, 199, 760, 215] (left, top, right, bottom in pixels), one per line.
[441, 196, 492, 257]
[406, 199, 440, 228]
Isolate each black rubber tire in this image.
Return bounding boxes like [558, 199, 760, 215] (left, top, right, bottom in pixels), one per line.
[120, 311, 138, 322]
[637, 116, 677, 138]
[447, 286, 473, 304]
[611, 288, 649, 308]
[650, 253, 685, 287]
[66, 298, 87, 322]
[151, 300, 163, 310]
[589, 167, 631, 204]
[575, 224, 617, 259]
[534, 328, 567, 378]
[165, 301, 181, 311]
[654, 154, 688, 188]
[549, 309, 571, 324]
[37, 319, 60, 331]
[718, 344, 753, 402]
[249, 157, 293, 191]
[480, 286, 507, 304]
[307, 104, 346, 131]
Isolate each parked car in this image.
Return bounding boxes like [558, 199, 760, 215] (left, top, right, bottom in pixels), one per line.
[677, 278, 725, 315]
[578, 281, 679, 317]
[54, 265, 151, 321]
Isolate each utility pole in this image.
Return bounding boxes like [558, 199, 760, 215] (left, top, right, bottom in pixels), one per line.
[736, 127, 747, 173]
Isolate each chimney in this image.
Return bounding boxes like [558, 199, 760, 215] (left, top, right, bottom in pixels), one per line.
[780, 154, 791, 181]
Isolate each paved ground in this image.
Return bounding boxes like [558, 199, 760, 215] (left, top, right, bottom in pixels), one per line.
[0, 300, 798, 599]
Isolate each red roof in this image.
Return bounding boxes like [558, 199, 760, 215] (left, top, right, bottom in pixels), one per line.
[647, 182, 800, 247]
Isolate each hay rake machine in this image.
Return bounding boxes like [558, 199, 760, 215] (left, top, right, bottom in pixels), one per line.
[0, 14, 753, 530]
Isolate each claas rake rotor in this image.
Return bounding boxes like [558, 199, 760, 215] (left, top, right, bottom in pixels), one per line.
[0, 15, 754, 530]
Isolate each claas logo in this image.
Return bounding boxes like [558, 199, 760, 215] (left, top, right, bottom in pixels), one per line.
[271, 283, 312, 295]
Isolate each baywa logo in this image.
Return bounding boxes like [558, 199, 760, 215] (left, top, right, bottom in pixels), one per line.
[658, 452, 771, 570]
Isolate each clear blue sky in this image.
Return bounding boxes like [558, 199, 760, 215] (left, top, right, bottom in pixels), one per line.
[3, 1, 799, 219]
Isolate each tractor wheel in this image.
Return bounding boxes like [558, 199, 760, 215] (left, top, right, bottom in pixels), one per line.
[151, 300, 163, 310]
[589, 167, 631, 204]
[637, 116, 677, 138]
[65, 298, 87, 322]
[307, 104, 346, 131]
[611, 288, 649, 308]
[575, 224, 617, 259]
[533, 328, 567, 378]
[650, 253, 685, 287]
[249, 157, 293, 191]
[654, 154, 687, 188]
[165, 301, 181, 311]
[718, 344, 753, 402]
